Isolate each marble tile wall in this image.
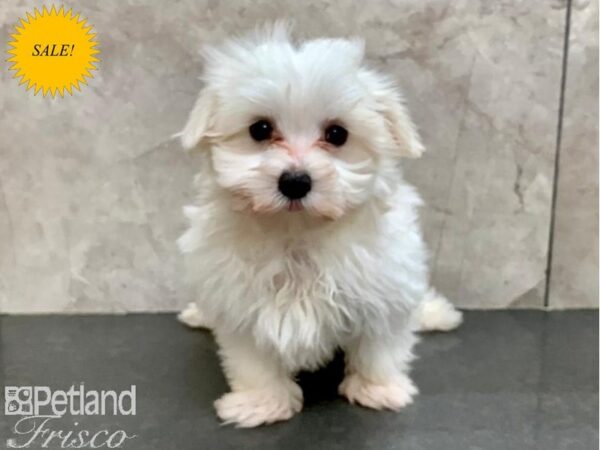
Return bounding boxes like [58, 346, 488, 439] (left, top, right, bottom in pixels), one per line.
[0, 0, 596, 312]
[549, 0, 599, 308]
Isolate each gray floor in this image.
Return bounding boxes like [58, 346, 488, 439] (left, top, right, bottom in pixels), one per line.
[1, 311, 597, 450]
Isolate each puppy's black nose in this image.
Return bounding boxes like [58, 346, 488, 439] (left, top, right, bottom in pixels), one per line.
[278, 171, 312, 200]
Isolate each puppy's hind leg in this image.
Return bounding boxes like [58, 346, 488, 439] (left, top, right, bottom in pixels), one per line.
[414, 287, 463, 332]
[213, 330, 302, 427]
[177, 302, 213, 329]
[339, 326, 418, 411]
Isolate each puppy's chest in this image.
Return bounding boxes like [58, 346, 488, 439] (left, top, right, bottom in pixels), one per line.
[250, 243, 354, 364]
[266, 242, 337, 296]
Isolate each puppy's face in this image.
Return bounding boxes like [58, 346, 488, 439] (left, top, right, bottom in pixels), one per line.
[181, 27, 424, 220]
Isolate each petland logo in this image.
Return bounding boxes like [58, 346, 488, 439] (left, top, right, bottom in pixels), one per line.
[3, 385, 137, 448]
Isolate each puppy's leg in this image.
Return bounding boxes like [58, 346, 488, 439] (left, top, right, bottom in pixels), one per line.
[339, 326, 418, 411]
[213, 330, 302, 427]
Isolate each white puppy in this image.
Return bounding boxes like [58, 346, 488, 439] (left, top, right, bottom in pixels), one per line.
[177, 25, 462, 428]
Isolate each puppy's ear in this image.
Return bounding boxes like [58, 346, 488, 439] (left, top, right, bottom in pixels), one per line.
[378, 88, 425, 158]
[179, 88, 217, 151]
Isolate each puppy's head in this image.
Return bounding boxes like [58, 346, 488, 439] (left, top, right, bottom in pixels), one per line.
[180, 24, 424, 220]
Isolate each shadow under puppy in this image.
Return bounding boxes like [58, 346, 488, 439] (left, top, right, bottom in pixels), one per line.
[176, 24, 462, 428]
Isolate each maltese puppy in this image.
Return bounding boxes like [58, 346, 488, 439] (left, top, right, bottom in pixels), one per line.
[176, 24, 462, 428]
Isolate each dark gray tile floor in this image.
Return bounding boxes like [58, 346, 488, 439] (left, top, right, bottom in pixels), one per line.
[0, 311, 597, 450]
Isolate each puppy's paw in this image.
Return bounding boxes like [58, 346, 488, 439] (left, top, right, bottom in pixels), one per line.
[338, 373, 418, 411]
[177, 302, 212, 329]
[214, 384, 303, 428]
[415, 288, 463, 332]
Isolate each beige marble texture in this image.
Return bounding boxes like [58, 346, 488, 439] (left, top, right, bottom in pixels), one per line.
[0, 0, 593, 312]
[549, 0, 599, 309]
[386, 2, 566, 308]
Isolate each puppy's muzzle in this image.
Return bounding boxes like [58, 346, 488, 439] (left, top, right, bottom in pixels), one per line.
[278, 171, 312, 200]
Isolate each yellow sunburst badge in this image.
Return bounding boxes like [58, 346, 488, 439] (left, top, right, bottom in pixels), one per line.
[7, 5, 99, 97]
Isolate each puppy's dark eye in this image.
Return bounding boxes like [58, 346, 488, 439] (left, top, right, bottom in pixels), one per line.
[249, 120, 273, 141]
[324, 125, 348, 146]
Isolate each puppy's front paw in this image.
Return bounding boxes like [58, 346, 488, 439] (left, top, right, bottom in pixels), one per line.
[214, 384, 303, 428]
[338, 373, 418, 411]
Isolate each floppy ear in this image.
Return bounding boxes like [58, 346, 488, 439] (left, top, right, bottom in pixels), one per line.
[179, 88, 217, 151]
[379, 89, 425, 158]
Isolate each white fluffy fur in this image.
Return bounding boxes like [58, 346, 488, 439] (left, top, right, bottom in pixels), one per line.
[177, 25, 461, 427]
[415, 288, 464, 332]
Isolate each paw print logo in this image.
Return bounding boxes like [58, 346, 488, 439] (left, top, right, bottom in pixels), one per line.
[4, 387, 33, 415]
